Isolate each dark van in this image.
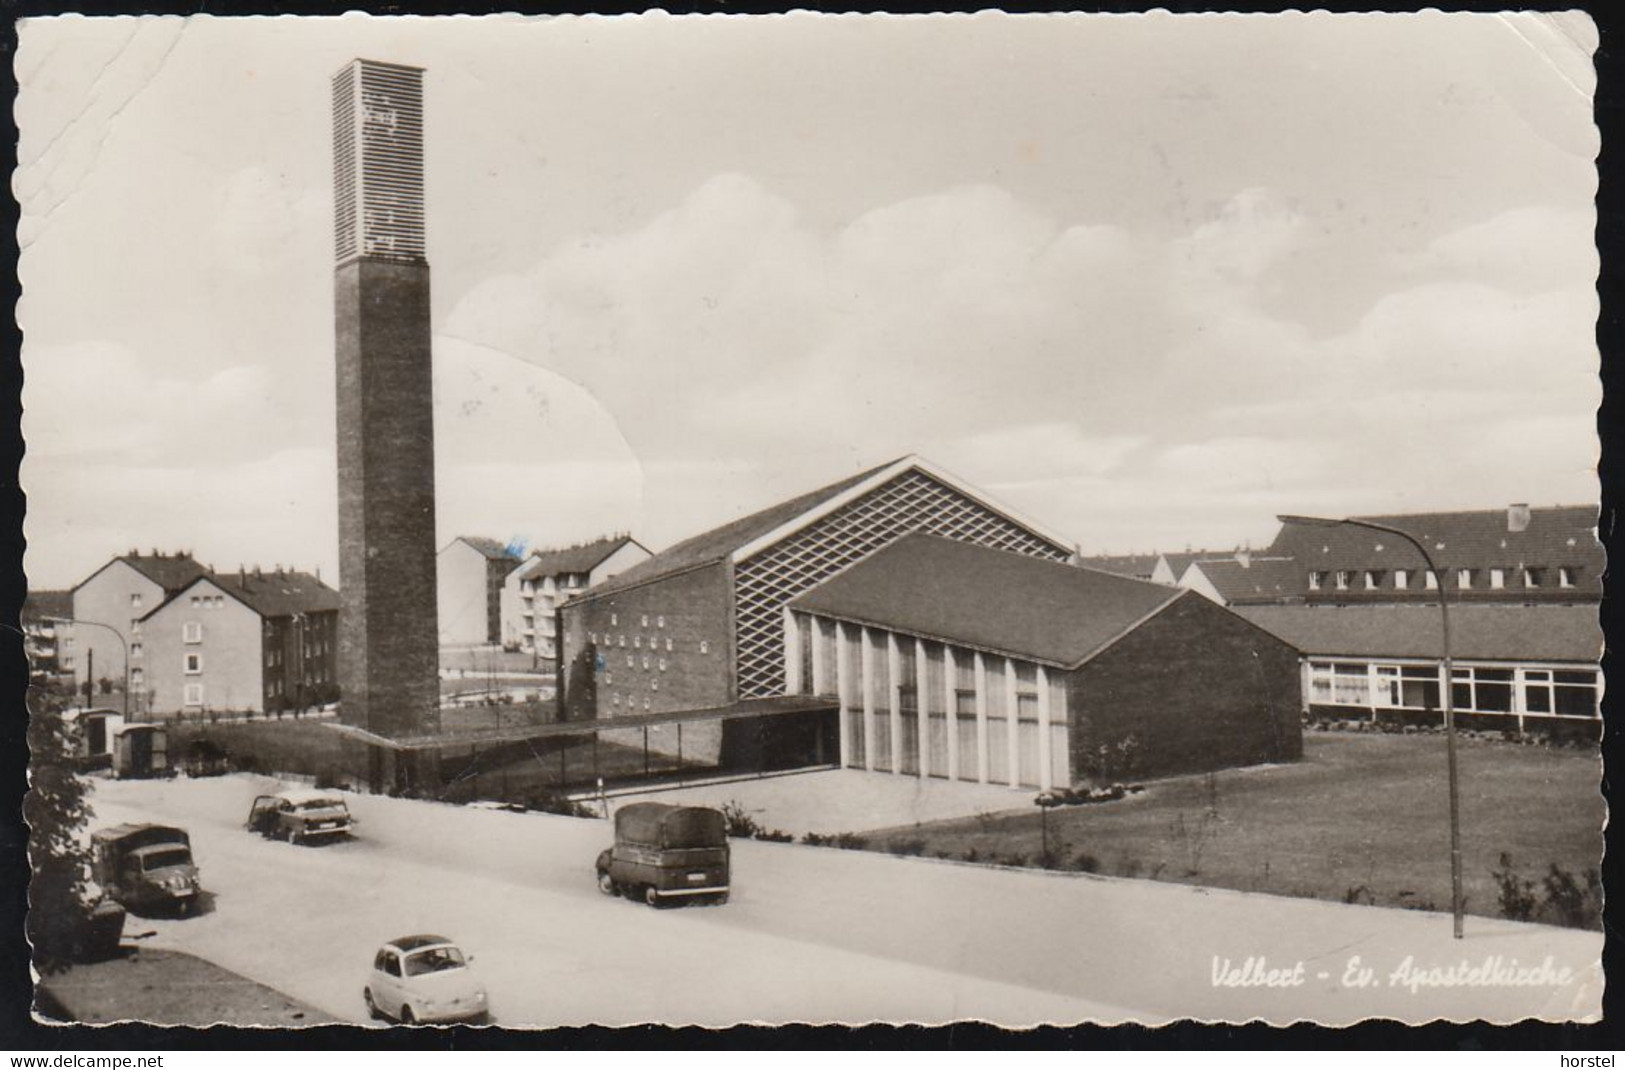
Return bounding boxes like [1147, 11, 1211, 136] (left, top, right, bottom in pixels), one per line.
[91, 824, 201, 915]
[595, 802, 730, 908]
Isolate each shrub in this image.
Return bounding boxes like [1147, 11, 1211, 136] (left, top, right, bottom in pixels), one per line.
[887, 837, 927, 857]
[1539, 864, 1603, 930]
[960, 847, 982, 864]
[522, 788, 596, 819]
[1492, 853, 1538, 922]
[754, 828, 794, 843]
[1069, 851, 1101, 874]
[719, 800, 761, 839]
[1343, 884, 1375, 906]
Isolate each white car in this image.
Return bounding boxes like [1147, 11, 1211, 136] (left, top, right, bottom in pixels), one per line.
[364, 935, 489, 1025]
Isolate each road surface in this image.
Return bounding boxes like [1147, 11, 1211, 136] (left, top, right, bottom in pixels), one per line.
[83, 775, 1601, 1027]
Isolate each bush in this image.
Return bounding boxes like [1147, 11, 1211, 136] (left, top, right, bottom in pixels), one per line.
[719, 800, 761, 839]
[522, 788, 596, 819]
[887, 837, 927, 857]
[1343, 884, 1376, 906]
[754, 828, 794, 843]
[1069, 851, 1101, 874]
[1492, 852, 1538, 922]
[1539, 864, 1603, 930]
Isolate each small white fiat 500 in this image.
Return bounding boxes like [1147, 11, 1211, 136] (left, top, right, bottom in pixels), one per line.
[364, 935, 489, 1025]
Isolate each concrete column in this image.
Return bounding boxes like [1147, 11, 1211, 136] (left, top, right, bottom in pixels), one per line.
[1037, 664, 1053, 792]
[810, 617, 829, 696]
[1513, 667, 1526, 734]
[860, 627, 876, 772]
[944, 646, 960, 782]
[887, 632, 903, 775]
[974, 652, 989, 785]
[1052, 676, 1069, 788]
[915, 637, 930, 780]
[1005, 658, 1020, 789]
[835, 621, 851, 767]
[783, 608, 803, 696]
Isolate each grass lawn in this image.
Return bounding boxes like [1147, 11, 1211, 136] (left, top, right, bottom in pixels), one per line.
[860, 732, 1603, 927]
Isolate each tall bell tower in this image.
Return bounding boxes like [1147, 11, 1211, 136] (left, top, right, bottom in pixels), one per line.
[332, 59, 440, 740]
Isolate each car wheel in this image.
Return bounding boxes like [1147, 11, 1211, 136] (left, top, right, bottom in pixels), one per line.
[400, 1005, 416, 1026]
[364, 989, 381, 1021]
[643, 885, 663, 908]
[596, 870, 617, 896]
[713, 892, 729, 906]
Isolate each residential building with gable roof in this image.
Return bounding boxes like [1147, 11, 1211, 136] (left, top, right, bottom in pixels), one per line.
[1177, 554, 1300, 606]
[785, 535, 1303, 787]
[436, 536, 521, 647]
[70, 550, 210, 697]
[138, 566, 341, 717]
[499, 534, 652, 659]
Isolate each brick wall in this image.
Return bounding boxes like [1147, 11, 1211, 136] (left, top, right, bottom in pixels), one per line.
[335, 259, 440, 738]
[1067, 592, 1303, 783]
[558, 562, 735, 723]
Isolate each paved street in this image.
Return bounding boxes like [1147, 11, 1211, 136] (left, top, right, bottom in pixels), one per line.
[86, 775, 1601, 1027]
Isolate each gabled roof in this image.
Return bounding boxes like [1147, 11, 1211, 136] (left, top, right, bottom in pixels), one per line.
[513, 535, 648, 580]
[1268, 505, 1601, 575]
[791, 534, 1183, 669]
[149, 570, 341, 621]
[1234, 604, 1601, 664]
[583, 455, 1077, 600]
[73, 552, 208, 595]
[448, 536, 520, 562]
[22, 589, 73, 624]
[1157, 549, 1240, 578]
[1076, 554, 1161, 579]
[1182, 556, 1300, 605]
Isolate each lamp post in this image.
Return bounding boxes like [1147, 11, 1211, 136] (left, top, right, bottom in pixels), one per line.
[51, 617, 131, 723]
[1278, 514, 1463, 939]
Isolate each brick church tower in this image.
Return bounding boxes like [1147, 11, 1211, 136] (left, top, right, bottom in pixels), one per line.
[332, 59, 440, 739]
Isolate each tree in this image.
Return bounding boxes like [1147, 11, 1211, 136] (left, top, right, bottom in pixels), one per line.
[23, 686, 95, 972]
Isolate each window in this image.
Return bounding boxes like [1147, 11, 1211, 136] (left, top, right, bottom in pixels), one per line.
[1457, 569, 1474, 589]
[1489, 568, 1506, 590]
[1308, 571, 1324, 591]
[658, 658, 666, 671]
[643, 696, 651, 710]
[605, 673, 613, 685]
[183, 621, 203, 644]
[1559, 567, 1576, 589]
[642, 656, 649, 670]
[130, 643, 143, 660]
[1334, 571, 1350, 591]
[1522, 669, 1553, 714]
[665, 638, 673, 652]
[612, 693, 621, 708]
[651, 678, 659, 692]
[610, 613, 618, 626]
[185, 653, 202, 675]
[1554, 670, 1599, 717]
[634, 636, 641, 649]
[700, 640, 710, 655]
[190, 596, 201, 607]
[1394, 570, 1410, 590]
[130, 593, 143, 609]
[626, 654, 634, 668]
[130, 668, 144, 686]
[1524, 568, 1544, 589]
[618, 635, 626, 648]
[588, 632, 596, 645]
[183, 683, 203, 707]
[1363, 571, 1383, 591]
[130, 619, 142, 636]
[657, 616, 665, 629]
[641, 615, 648, 628]
[1425, 570, 1440, 590]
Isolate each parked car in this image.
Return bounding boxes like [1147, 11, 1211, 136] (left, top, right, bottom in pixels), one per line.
[90, 824, 201, 916]
[247, 789, 355, 844]
[595, 802, 730, 908]
[364, 935, 489, 1025]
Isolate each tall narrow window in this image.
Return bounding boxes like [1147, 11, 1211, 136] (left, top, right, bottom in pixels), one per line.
[184, 653, 202, 675]
[1425, 570, 1440, 590]
[1394, 570, 1410, 590]
[1456, 569, 1474, 589]
[1489, 568, 1506, 590]
[1308, 572, 1324, 591]
[183, 621, 203, 644]
[1559, 567, 1577, 588]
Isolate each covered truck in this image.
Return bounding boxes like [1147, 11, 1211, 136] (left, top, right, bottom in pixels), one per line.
[90, 823, 201, 915]
[595, 802, 730, 908]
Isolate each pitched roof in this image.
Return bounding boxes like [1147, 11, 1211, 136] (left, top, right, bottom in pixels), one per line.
[22, 589, 73, 624]
[514, 535, 646, 579]
[151, 570, 341, 621]
[581, 458, 904, 597]
[1076, 553, 1161, 579]
[791, 534, 1183, 669]
[1268, 505, 1601, 577]
[73, 552, 210, 595]
[1182, 556, 1300, 604]
[452, 536, 520, 562]
[1234, 604, 1601, 664]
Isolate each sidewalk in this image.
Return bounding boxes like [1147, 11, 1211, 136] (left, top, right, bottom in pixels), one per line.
[37, 948, 338, 1027]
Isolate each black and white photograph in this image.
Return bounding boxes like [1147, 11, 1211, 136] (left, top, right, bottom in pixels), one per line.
[13, 10, 1605, 1031]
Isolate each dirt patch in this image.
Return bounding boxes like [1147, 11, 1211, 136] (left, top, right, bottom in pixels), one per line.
[37, 948, 338, 1027]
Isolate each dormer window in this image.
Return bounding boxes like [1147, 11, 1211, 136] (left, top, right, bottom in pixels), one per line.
[1524, 568, 1544, 588]
[1308, 572, 1325, 591]
[1560, 567, 1577, 589]
[1394, 570, 1410, 590]
[1363, 570, 1383, 590]
[1489, 568, 1506, 590]
[1334, 571, 1351, 591]
[1457, 569, 1474, 589]
[1425, 570, 1440, 590]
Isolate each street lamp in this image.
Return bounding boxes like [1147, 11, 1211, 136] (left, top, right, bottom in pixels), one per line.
[48, 617, 131, 722]
[1278, 514, 1464, 940]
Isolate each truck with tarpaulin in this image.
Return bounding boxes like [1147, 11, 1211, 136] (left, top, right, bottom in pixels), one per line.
[594, 802, 730, 908]
[90, 823, 201, 915]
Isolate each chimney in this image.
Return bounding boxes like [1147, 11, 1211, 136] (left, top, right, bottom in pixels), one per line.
[1508, 503, 1531, 533]
[239, 565, 247, 585]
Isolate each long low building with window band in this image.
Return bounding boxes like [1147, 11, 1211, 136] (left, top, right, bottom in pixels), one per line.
[1235, 603, 1602, 731]
[785, 534, 1305, 789]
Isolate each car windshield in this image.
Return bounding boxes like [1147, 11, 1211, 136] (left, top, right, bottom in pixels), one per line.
[142, 849, 190, 871]
[403, 947, 465, 976]
[294, 799, 344, 812]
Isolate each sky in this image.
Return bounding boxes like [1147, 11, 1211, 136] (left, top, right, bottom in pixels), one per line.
[17, 12, 1602, 589]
